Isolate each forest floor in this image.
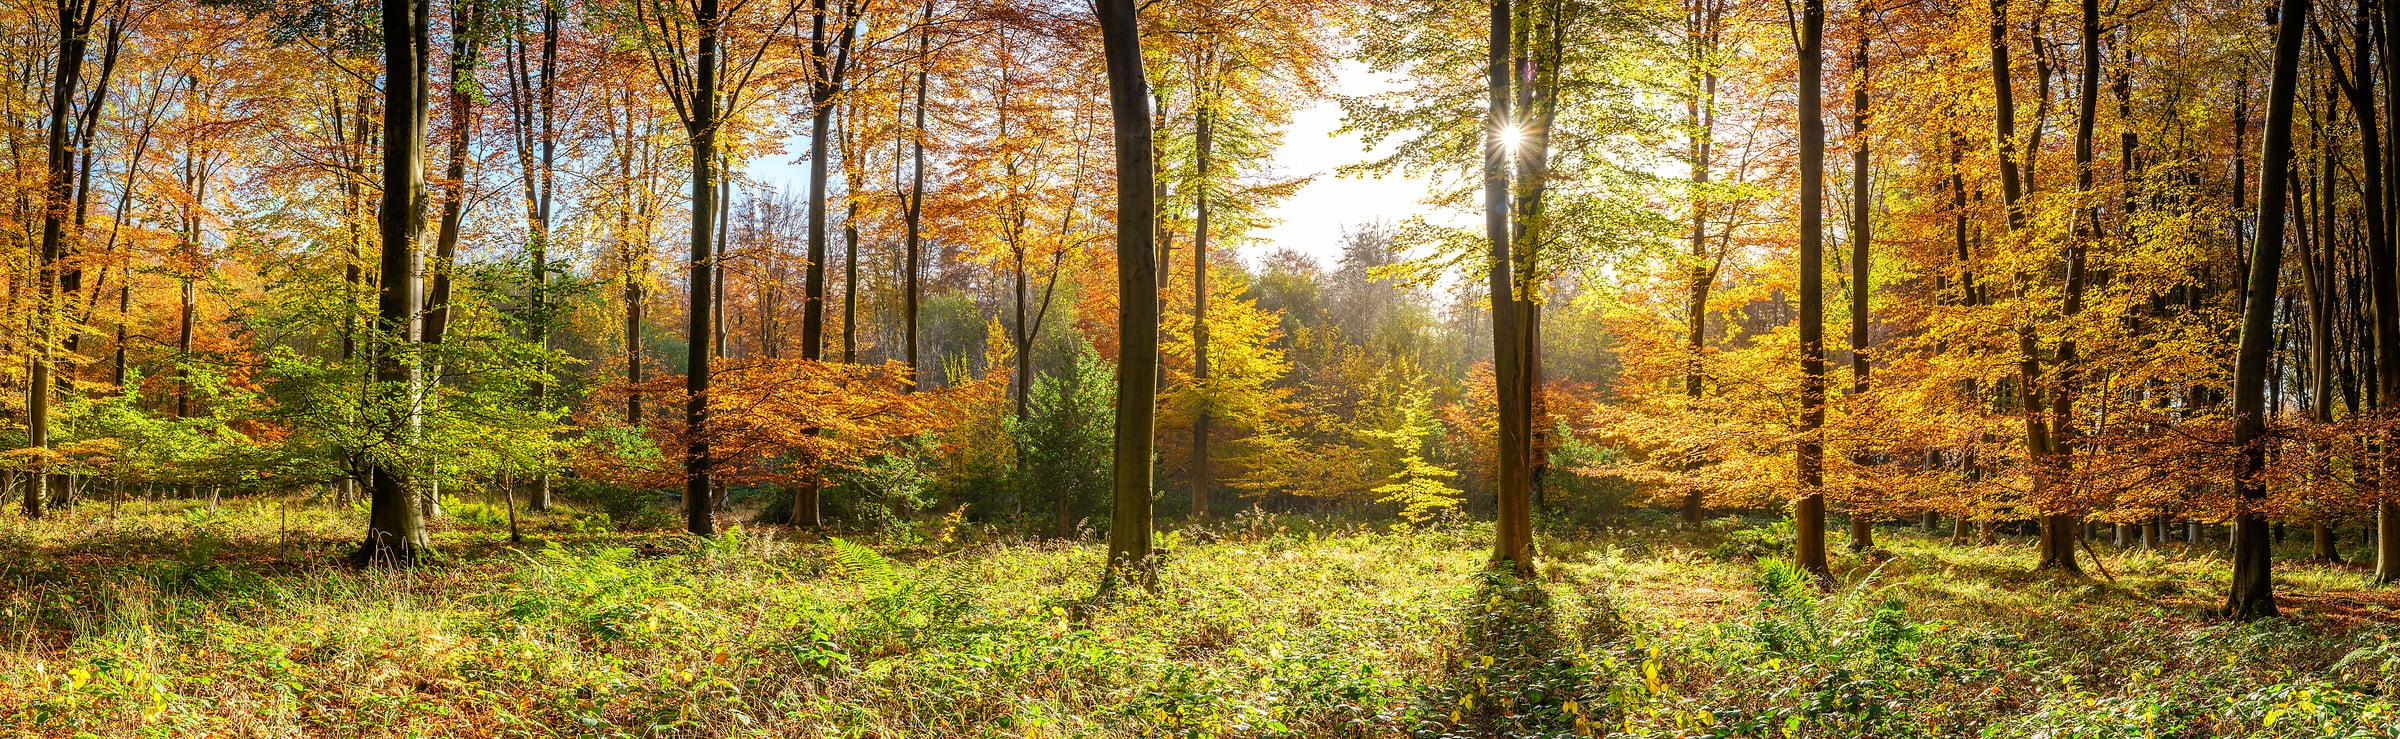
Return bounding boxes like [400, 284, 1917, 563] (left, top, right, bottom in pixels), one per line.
[2, 498, 2399, 738]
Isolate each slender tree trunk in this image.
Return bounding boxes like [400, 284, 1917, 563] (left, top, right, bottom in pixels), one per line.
[1793, 0, 1830, 583]
[1680, 5, 1717, 525]
[1191, 95, 1213, 519]
[423, 0, 479, 351]
[2033, 0, 2106, 575]
[903, 0, 930, 390]
[357, 0, 432, 566]
[2228, 0, 2308, 619]
[517, 0, 558, 512]
[1847, 0, 1874, 554]
[802, 0, 833, 364]
[1098, 0, 1158, 589]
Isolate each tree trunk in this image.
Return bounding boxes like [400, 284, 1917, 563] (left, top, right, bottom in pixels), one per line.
[802, 0, 834, 363]
[2368, 0, 2400, 585]
[1099, 0, 1158, 589]
[357, 0, 432, 567]
[2228, 0, 2308, 619]
[1680, 28, 1716, 525]
[512, 0, 558, 512]
[1847, 0, 1873, 554]
[28, 0, 101, 520]
[423, 0, 479, 350]
[1191, 98, 1213, 519]
[1793, 0, 1830, 583]
[2035, 0, 2108, 576]
[683, 0, 721, 538]
[1485, 0, 1536, 574]
[903, 0, 930, 390]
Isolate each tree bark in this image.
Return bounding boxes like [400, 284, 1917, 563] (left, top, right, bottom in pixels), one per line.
[1191, 79, 1213, 519]
[2369, 0, 2400, 585]
[2228, 0, 2308, 619]
[683, 0, 722, 537]
[1794, 0, 1831, 583]
[1847, 0, 1873, 554]
[903, 0, 930, 390]
[1680, 0, 1719, 527]
[1099, 0, 1158, 589]
[2034, 0, 2107, 575]
[1486, 0, 1536, 573]
[29, 0, 103, 519]
[357, 0, 432, 566]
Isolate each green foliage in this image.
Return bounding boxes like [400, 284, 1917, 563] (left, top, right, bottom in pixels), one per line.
[1365, 392, 1461, 525]
[558, 478, 675, 531]
[8, 506, 2399, 737]
[1711, 518, 1795, 561]
[1018, 340, 1115, 530]
[823, 439, 937, 534]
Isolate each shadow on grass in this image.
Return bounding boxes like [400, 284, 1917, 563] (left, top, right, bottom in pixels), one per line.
[1405, 569, 1616, 738]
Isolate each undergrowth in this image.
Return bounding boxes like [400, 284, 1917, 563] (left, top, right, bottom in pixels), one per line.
[1, 501, 2396, 737]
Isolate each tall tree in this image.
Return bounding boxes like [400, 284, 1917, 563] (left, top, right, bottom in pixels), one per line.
[504, 0, 561, 511]
[792, 0, 861, 527]
[1190, 49, 1216, 519]
[28, 0, 110, 519]
[1486, 0, 1536, 573]
[902, 0, 930, 389]
[1099, 0, 1158, 589]
[1793, 0, 1830, 582]
[1680, 0, 1723, 527]
[358, 0, 433, 566]
[2028, 0, 2105, 575]
[1846, 0, 1872, 553]
[2228, 0, 2308, 619]
[631, 0, 804, 536]
[2370, 0, 2400, 585]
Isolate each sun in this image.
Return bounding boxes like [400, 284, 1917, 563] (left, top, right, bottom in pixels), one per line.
[1497, 124, 1526, 150]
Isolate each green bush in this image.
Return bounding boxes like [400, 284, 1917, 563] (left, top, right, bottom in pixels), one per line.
[1712, 519, 1795, 561]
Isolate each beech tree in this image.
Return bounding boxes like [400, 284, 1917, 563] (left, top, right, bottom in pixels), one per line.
[1098, 0, 1158, 588]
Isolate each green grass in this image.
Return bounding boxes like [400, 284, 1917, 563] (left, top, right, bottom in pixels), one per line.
[2, 499, 2398, 737]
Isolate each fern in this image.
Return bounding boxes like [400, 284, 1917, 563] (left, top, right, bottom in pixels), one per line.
[826, 536, 897, 586]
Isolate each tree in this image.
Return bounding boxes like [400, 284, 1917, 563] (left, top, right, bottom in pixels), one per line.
[629, 0, 805, 536]
[1792, 0, 1830, 583]
[902, 0, 931, 389]
[1844, 0, 1872, 553]
[2227, 0, 2309, 620]
[1486, 0, 1535, 573]
[28, 0, 115, 519]
[1098, 0, 1158, 589]
[503, 0, 562, 511]
[357, 0, 433, 567]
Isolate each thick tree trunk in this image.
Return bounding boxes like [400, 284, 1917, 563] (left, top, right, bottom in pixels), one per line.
[2228, 0, 2308, 619]
[1793, 0, 1830, 583]
[29, 0, 100, 520]
[358, 0, 433, 567]
[2369, 0, 2400, 585]
[1098, 0, 1158, 589]
[684, 0, 721, 538]
[1486, 0, 1536, 573]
